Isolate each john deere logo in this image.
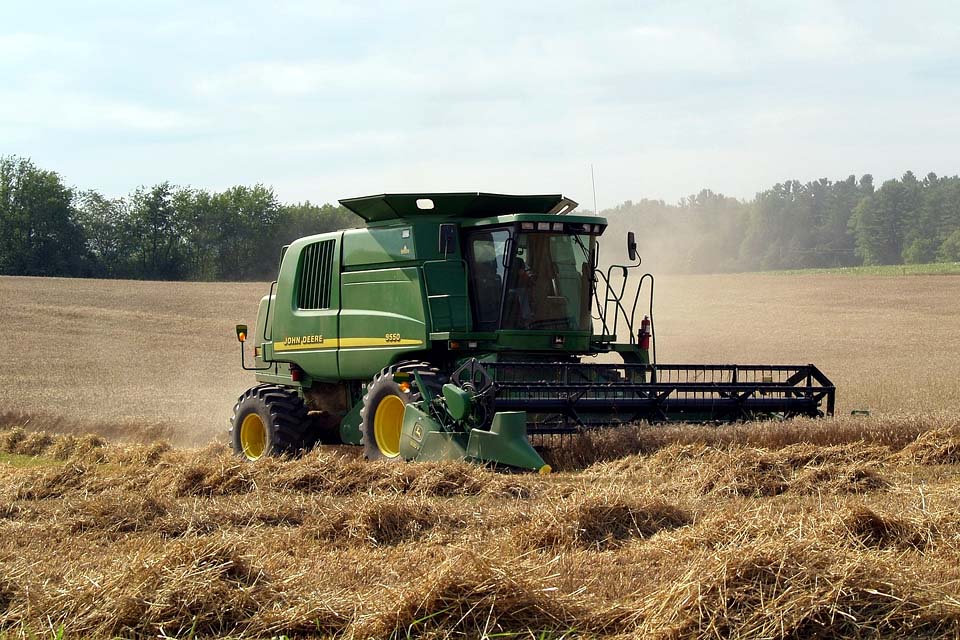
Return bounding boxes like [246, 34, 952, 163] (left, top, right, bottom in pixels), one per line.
[283, 334, 323, 346]
[413, 423, 423, 441]
[400, 245, 410, 255]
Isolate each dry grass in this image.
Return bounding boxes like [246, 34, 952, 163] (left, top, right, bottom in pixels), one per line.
[0, 422, 959, 638]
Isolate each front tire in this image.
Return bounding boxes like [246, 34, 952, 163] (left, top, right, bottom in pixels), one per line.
[230, 385, 311, 460]
[360, 362, 439, 462]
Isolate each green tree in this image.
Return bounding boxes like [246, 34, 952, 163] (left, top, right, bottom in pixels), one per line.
[741, 180, 815, 270]
[811, 175, 869, 268]
[938, 229, 960, 262]
[75, 190, 131, 277]
[909, 174, 960, 263]
[0, 156, 89, 276]
[174, 187, 220, 281]
[850, 176, 917, 265]
[128, 182, 186, 279]
[213, 185, 282, 280]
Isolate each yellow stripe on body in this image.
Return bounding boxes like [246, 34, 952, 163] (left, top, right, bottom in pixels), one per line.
[272, 338, 423, 352]
[339, 338, 423, 348]
[273, 339, 339, 351]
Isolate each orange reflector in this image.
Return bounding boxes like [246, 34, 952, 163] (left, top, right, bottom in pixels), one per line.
[238, 332, 246, 342]
[449, 341, 460, 349]
[399, 382, 411, 393]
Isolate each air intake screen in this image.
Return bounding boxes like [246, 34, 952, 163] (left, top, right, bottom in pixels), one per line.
[297, 240, 335, 310]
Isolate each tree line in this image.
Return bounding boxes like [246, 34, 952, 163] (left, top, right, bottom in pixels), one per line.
[2, 155, 959, 279]
[0, 156, 360, 281]
[602, 172, 960, 272]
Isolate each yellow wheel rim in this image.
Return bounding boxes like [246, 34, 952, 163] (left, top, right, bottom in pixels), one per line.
[240, 413, 267, 460]
[374, 394, 405, 458]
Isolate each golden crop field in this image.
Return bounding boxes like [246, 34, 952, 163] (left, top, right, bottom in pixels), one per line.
[3, 272, 959, 442]
[1, 273, 960, 638]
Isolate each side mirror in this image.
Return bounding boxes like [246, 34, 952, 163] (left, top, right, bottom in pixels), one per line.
[236, 324, 248, 342]
[627, 231, 638, 262]
[439, 223, 457, 255]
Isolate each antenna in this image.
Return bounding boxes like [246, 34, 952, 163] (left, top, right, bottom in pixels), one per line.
[590, 164, 599, 215]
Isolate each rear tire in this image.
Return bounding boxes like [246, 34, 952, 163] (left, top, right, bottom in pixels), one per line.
[230, 385, 311, 460]
[360, 362, 440, 462]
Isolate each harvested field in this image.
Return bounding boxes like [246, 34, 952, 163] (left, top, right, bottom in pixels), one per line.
[2, 273, 960, 637]
[2, 421, 960, 638]
[1, 276, 265, 445]
[2, 273, 959, 444]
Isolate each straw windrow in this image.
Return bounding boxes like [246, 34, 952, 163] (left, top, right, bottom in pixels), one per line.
[1, 420, 959, 638]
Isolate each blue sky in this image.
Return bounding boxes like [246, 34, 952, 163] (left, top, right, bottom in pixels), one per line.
[2, 1, 959, 208]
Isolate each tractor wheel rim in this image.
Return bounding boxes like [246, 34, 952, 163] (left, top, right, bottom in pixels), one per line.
[374, 394, 405, 458]
[240, 413, 267, 460]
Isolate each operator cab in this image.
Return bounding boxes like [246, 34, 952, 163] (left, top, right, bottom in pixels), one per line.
[465, 222, 602, 332]
[337, 192, 607, 339]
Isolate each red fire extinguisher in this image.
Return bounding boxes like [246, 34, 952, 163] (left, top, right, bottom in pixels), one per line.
[638, 315, 651, 350]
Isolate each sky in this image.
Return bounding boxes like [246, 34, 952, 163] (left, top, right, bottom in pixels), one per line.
[2, 1, 959, 209]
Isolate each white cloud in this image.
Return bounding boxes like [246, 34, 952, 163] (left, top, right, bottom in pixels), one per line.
[5, 0, 960, 207]
[0, 33, 49, 58]
[0, 90, 206, 133]
[0, 32, 92, 66]
[194, 59, 417, 97]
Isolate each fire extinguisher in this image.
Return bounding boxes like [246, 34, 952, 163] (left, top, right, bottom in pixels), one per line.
[637, 315, 652, 365]
[638, 315, 651, 350]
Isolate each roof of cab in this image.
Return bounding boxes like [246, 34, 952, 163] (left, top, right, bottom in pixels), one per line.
[338, 192, 578, 222]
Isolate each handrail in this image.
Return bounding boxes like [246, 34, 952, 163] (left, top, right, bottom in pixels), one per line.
[592, 262, 656, 363]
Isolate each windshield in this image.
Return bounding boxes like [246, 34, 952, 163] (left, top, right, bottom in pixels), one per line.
[467, 228, 594, 331]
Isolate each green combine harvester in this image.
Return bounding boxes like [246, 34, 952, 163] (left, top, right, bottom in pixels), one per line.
[231, 192, 835, 472]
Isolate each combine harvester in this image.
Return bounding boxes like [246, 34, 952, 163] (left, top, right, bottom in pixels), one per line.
[232, 193, 835, 472]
